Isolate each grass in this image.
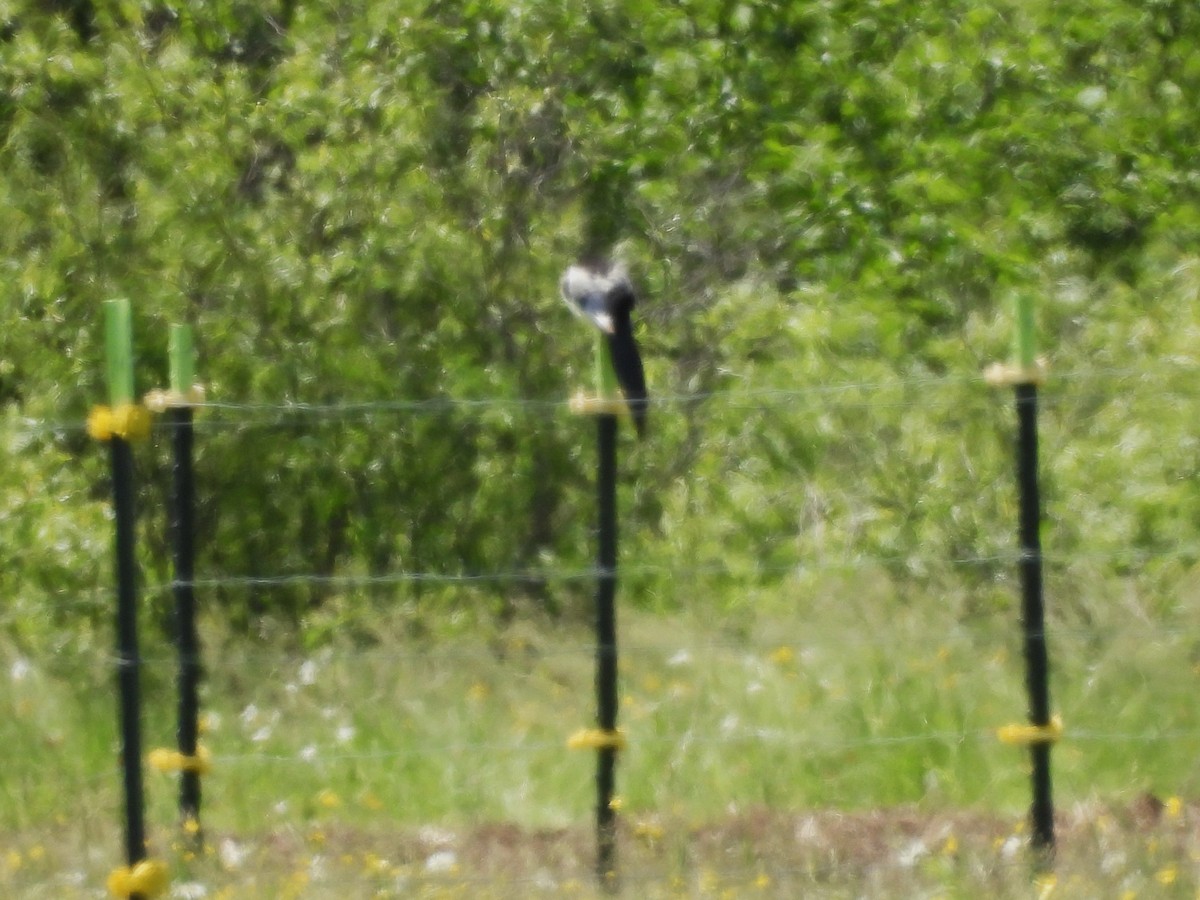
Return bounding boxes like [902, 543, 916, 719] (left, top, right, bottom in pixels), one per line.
[3, 567, 1200, 896]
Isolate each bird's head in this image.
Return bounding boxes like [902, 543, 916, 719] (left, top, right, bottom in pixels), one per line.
[561, 263, 627, 333]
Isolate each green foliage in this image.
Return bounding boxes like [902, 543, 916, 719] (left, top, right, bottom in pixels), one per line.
[2, 0, 1199, 636]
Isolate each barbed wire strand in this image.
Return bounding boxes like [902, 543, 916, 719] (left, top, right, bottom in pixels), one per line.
[8, 540, 1195, 605]
[4, 542, 1191, 636]
[122, 543, 1195, 596]
[98, 620, 1193, 670]
[16, 727, 1200, 820]
[17, 612, 1186, 670]
[5, 362, 1196, 436]
[139, 726, 1200, 769]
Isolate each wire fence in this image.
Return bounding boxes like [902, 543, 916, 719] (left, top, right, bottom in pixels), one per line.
[156, 726, 1200, 769]
[3, 361, 1199, 896]
[5, 360, 1196, 437]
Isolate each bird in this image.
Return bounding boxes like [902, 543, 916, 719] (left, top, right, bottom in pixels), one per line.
[560, 260, 648, 437]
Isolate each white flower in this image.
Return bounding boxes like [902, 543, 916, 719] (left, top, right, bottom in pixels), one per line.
[245, 708, 278, 742]
[219, 839, 248, 870]
[299, 744, 318, 762]
[299, 660, 318, 686]
[418, 826, 455, 847]
[999, 836, 1022, 860]
[172, 881, 209, 899]
[308, 855, 327, 881]
[335, 724, 356, 744]
[896, 839, 927, 868]
[10, 658, 31, 683]
[424, 850, 458, 874]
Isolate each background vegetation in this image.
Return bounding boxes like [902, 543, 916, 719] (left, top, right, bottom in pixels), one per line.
[2, 1, 1200, 894]
[4, 0, 1199, 637]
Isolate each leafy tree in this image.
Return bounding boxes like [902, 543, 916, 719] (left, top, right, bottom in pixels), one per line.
[2, 0, 1199, 643]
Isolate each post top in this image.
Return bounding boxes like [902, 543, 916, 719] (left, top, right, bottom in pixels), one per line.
[104, 298, 135, 407]
[984, 357, 1048, 388]
[569, 391, 631, 418]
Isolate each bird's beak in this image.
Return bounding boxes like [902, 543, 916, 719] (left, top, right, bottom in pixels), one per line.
[594, 313, 615, 334]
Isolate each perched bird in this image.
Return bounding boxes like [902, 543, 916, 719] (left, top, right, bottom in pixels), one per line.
[560, 261, 648, 437]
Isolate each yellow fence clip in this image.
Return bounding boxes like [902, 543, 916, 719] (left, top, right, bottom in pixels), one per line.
[567, 728, 627, 751]
[144, 385, 206, 412]
[87, 404, 153, 442]
[996, 715, 1064, 747]
[106, 858, 169, 898]
[148, 745, 212, 775]
[983, 358, 1049, 388]
[569, 391, 631, 419]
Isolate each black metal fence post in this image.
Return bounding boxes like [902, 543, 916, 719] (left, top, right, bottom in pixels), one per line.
[595, 412, 620, 888]
[566, 325, 629, 894]
[169, 403, 202, 839]
[94, 298, 162, 900]
[988, 295, 1057, 861]
[1015, 381, 1055, 852]
[112, 433, 148, 879]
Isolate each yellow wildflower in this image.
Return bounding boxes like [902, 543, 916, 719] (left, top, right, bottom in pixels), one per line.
[769, 646, 795, 666]
[317, 789, 341, 809]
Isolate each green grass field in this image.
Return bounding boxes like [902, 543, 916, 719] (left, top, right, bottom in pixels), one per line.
[3, 566, 1200, 897]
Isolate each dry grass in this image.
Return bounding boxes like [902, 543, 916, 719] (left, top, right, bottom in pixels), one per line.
[3, 799, 1198, 897]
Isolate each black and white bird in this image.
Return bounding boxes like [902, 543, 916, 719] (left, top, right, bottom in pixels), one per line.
[560, 261, 648, 437]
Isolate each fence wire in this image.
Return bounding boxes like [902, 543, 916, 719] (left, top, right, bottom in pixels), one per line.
[4, 361, 1196, 437]
[3, 362, 1199, 896]
[107, 543, 1191, 597]
[197, 727, 1200, 769]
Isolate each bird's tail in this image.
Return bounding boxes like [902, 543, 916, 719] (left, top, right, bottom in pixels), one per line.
[607, 326, 648, 438]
